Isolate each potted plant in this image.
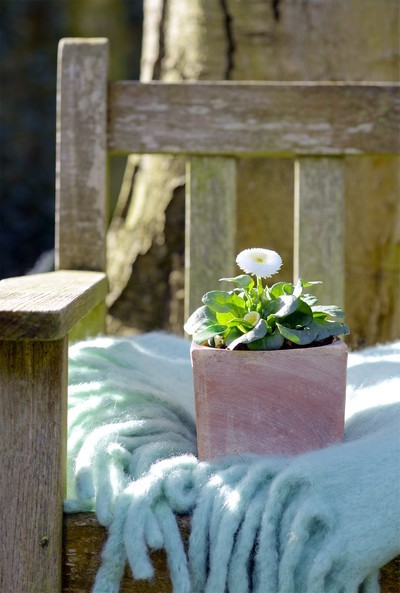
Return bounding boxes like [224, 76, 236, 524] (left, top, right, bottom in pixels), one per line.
[184, 248, 350, 460]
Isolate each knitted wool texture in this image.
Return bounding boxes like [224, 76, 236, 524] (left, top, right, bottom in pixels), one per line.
[65, 334, 400, 593]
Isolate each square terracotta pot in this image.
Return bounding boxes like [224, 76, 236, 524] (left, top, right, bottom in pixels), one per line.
[190, 339, 348, 460]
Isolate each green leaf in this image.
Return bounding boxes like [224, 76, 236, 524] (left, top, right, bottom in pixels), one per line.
[276, 323, 320, 345]
[293, 278, 321, 296]
[225, 317, 254, 330]
[264, 295, 299, 318]
[202, 290, 246, 316]
[312, 318, 350, 338]
[219, 274, 254, 290]
[311, 305, 345, 319]
[225, 326, 244, 347]
[302, 293, 319, 306]
[215, 310, 238, 325]
[227, 319, 268, 350]
[299, 279, 323, 288]
[293, 278, 303, 297]
[248, 330, 285, 350]
[184, 305, 216, 334]
[282, 298, 313, 328]
[277, 318, 350, 346]
[312, 311, 328, 320]
[192, 323, 226, 344]
[268, 282, 295, 298]
[293, 279, 322, 302]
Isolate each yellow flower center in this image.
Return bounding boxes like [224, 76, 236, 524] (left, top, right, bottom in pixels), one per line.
[244, 311, 260, 326]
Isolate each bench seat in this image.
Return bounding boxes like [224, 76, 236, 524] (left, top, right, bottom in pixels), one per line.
[63, 513, 399, 593]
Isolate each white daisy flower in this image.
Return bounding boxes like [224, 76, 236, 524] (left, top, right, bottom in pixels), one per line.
[236, 248, 282, 278]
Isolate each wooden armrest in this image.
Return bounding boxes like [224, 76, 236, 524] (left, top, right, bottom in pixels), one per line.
[0, 271, 107, 592]
[0, 270, 108, 340]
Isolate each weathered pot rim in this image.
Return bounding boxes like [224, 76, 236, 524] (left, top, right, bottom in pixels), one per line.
[191, 337, 347, 357]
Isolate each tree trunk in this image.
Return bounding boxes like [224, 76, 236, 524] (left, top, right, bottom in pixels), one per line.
[107, 0, 400, 347]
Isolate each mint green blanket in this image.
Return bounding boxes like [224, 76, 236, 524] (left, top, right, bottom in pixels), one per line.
[65, 334, 400, 593]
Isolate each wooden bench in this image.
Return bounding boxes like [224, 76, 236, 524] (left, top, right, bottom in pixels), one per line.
[0, 38, 399, 592]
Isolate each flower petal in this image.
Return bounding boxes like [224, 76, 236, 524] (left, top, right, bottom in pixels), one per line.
[236, 248, 282, 278]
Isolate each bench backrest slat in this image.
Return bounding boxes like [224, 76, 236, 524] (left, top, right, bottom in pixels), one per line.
[185, 157, 237, 319]
[108, 81, 400, 156]
[294, 157, 346, 307]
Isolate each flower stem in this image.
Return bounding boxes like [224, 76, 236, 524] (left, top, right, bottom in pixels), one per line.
[257, 276, 263, 296]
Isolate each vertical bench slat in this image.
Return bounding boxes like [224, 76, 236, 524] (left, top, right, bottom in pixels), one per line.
[0, 338, 68, 593]
[294, 157, 345, 307]
[56, 38, 108, 273]
[185, 157, 237, 319]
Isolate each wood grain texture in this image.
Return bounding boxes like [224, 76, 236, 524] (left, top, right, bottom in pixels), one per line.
[294, 157, 345, 308]
[0, 270, 108, 340]
[63, 513, 191, 592]
[56, 38, 108, 272]
[185, 157, 236, 318]
[0, 337, 68, 593]
[344, 155, 400, 347]
[62, 513, 399, 592]
[68, 301, 107, 343]
[108, 81, 400, 156]
[380, 556, 400, 593]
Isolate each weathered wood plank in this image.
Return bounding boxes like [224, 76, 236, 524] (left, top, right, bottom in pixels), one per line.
[68, 301, 107, 343]
[62, 513, 399, 592]
[380, 556, 400, 593]
[108, 82, 400, 156]
[185, 157, 236, 319]
[56, 38, 108, 272]
[63, 513, 191, 592]
[0, 337, 68, 593]
[294, 157, 345, 308]
[0, 271, 108, 340]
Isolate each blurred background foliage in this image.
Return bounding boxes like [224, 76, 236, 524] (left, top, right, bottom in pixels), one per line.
[0, 0, 143, 279]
